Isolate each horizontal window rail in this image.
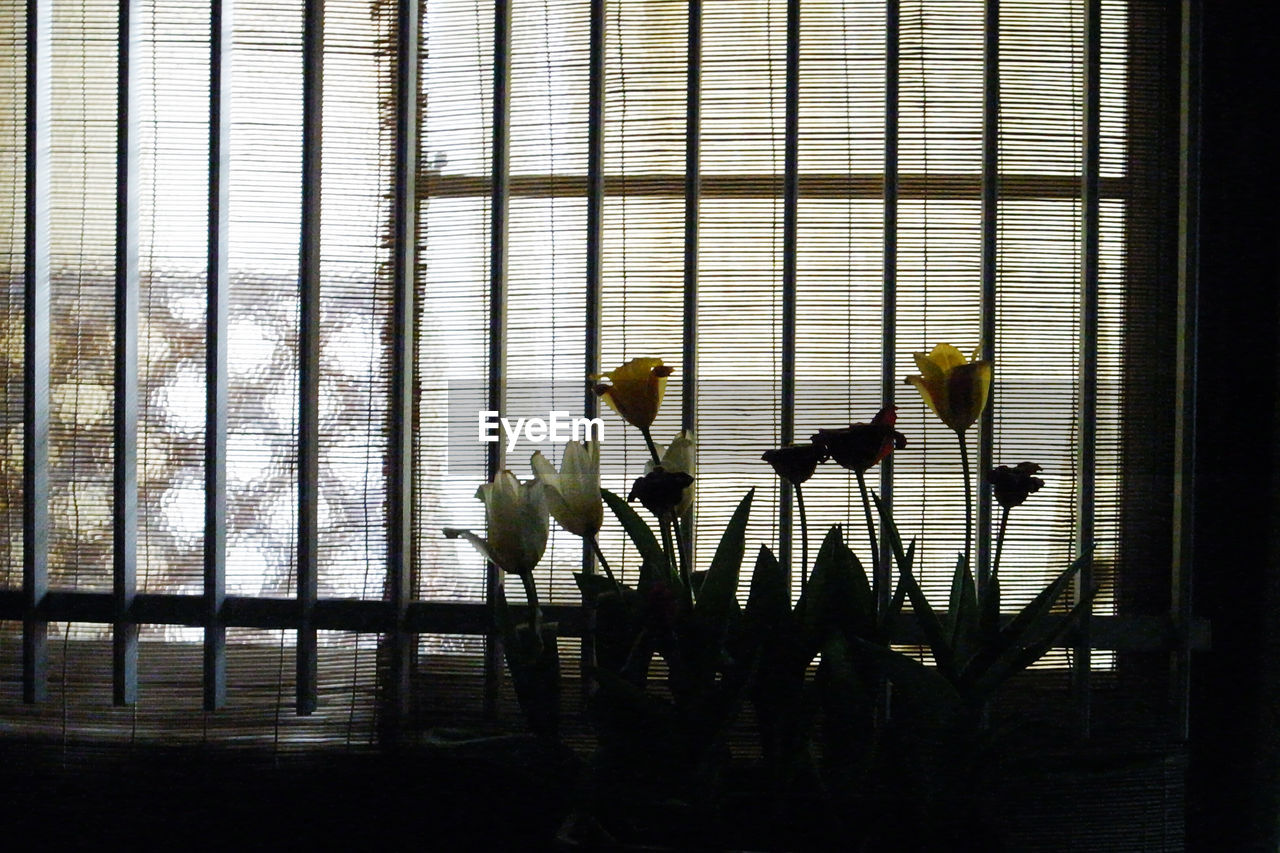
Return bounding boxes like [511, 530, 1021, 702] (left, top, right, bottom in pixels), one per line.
[0, 590, 1210, 655]
[417, 172, 1132, 199]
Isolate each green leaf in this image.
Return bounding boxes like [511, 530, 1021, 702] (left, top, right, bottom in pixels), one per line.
[591, 666, 681, 726]
[602, 488, 672, 585]
[999, 551, 1093, 644]
[796, 525, 876, 646]
[895, 557, 960, 684]
[495, 592, 562, 738]
[843, 542, 874, 633]
[848, 637, 963, 724]
[574, 572, 626, 604]
[694, 489, 755, 625]
[816, 632, 863, 728]
[796, 526, 844, 648]
[959, 555, 1086, 688]
[980, 568, 1001, 643]
[880, 558, 910, 642]
[947, 552, 979, 660]
[888, 539, 914, 621]
[744, 545, 790, 638]
[871, 491, 908, 571]
[970, 589, 1098, 699]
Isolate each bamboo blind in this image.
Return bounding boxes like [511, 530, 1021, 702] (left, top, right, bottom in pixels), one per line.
[0, 0, 1192, 747]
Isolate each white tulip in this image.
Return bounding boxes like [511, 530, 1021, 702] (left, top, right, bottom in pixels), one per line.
[444, 470, 548, 576]
[531, 441, 603, 538]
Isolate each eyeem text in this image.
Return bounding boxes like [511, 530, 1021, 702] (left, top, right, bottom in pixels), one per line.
[479, 411, 605, 452]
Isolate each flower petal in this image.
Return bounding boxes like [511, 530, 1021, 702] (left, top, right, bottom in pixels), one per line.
[927, 342, 969, 372]
[530, 451, 560, 491]
[905, 374, 947, 423]
[442, 527, 498, 567]
[946, 359, 992, 430]
[912, 351, 944, 383]
[591, 357, 672, 428]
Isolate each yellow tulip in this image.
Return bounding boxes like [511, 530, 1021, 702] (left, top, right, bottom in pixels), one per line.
[903, 343, 993, 433]
[591, 357, 673, 430]
[531, 441, 603, 538]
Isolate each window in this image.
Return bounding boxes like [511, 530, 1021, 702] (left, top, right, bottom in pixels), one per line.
[0, 0, 1191, 747]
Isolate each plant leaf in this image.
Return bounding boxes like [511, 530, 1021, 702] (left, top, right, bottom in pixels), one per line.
[970, 589, 1098, 700]
[848, 637, 964, 724]
[887, 539, 914, 621]
[495, 591, 561, 737]
[591, 666, 681, 726]
[895, 555, 960, 684]
[744, 545, 790, 639]
[842, 541, 874, 635]
[947, 552, 979, 660]
[602, 488, 672, 585]
[797, 526, 846, 651]
[574, 572, 626, 604]
[871, 491, 908, 571]
[960, 554, 1091, 687]
[694, 489, 754, 625]
[980, 568, 1001, 643]
[999, 551, 1093, 644]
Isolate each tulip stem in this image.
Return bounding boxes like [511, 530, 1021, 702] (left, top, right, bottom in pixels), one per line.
[638, 425, 693, 593]
[639, 426, 663, 468]
[855, 470, 881, 605]
[796, 483, 810, 593]
[659, 517, 686, 601]
[519, 570, 542, 649]
[957, 428, 974, 590]
[672, 514, 693, 598]
[992, 506, 1010, 580]
[589, 536, 623, 597]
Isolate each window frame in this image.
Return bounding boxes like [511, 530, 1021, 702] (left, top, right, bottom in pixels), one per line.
[0, 0, 1203, 742]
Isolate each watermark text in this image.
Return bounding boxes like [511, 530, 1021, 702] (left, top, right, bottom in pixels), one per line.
[479, 410, 605, 452]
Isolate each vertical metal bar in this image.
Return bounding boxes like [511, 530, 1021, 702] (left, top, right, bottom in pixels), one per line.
[23, 0, 51, 705]
[878, 0, 899, 610]
[205, 0, 232, 712]
[681, 0, 700, 434]
[297, 0, 323, 716]
[585, 0, 603, 402]
[976, 0, 998, 595]
[485, 0, 511, 719]
[114, 0, 140, 707]
[386, 0, 420, 739]
[582, 0, 604, 684]
[1170, 0, 1199, 742]
[1075, 0, 1102, 738]
[777, 0, 798, 571]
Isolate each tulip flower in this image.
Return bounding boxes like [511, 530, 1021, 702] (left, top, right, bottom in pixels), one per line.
[761, 441, 828, 588]
[988, 462, 1046, 579]
[988, 462, 1045, 510]
[591, 357, 673, 430]
[628, 468, 695, 519]
[761, 442, 827, 486]
[903, 343, 992, 433]
[646, 430, 696, 516]
[813, 407, 907, 592]
[905, 344, 992, 593]
[444, 470, 548, 576]
[811, 407, 907, 474]
[532, 441, 604, 538]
